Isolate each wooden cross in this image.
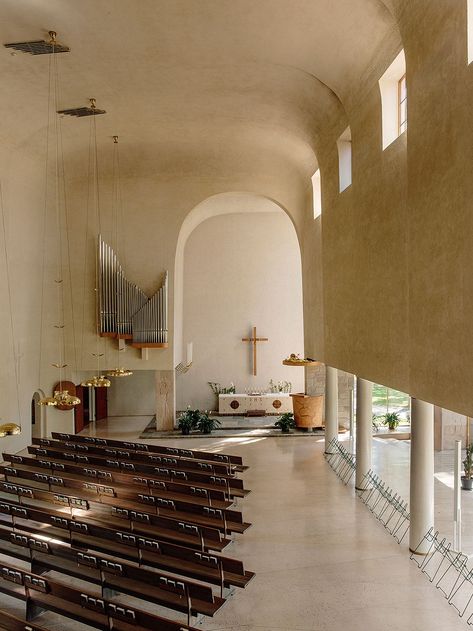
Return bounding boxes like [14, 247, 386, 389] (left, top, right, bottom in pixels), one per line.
[242, 326, 268, 376]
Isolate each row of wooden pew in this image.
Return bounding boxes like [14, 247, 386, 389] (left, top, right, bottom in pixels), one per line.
[0, 432, 254, 630]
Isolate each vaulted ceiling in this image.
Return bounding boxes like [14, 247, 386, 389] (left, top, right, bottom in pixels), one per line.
[0, 0, 401, 176]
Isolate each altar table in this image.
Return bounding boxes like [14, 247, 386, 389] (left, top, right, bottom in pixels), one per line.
[218, 393, 292, 415]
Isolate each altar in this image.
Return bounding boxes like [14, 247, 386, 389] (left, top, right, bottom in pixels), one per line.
[218, 393, 292, 415]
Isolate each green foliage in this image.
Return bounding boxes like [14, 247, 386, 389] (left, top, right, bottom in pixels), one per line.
[372, 414, 381, 432]
[274, 412, 296, 432]
[382, 411, 401, 431]
[178, 408, 221, 434]
[196, 411, 221, 434]
[464, 443, 473, 479]
[372, 385, 409, 415]
[177, 408, 200, 434]
[208, 382, 236, 395]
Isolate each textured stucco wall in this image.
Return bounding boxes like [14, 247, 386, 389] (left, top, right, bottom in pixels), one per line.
[301, 0, 473, 418]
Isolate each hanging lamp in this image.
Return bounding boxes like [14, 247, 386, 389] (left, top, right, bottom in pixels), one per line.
[38, 32, 79, 408]
[81, 353, 111, 388]
[0, 182, 22, 435]
[79, 99, 111, 389]
[107, 136, 133, 379]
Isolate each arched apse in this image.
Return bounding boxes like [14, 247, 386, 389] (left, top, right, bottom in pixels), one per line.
[173, 192, 302, 368]
[174, 192, 304, 410]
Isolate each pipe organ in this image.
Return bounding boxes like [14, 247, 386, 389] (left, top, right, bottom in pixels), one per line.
[98, 236, 168, 347]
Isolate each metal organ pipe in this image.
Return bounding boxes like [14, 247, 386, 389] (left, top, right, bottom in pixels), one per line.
[98, 236, 168, 345]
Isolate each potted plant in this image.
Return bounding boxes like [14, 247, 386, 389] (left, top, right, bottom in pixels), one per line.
[383, 411, 401, 432]
[177, 408, 200, 435]
[462, 444, 473, 490]
[177, 410, 196, 435]
[274, 412, 296, 433]
[196, 411, 221, 434]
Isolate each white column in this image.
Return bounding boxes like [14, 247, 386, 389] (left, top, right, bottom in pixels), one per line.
[325, 366, 338, 453]
[355, 377, 373, 489]
[409, 397, 434, 554]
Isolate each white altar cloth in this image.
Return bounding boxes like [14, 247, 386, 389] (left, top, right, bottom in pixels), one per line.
[218, 393, 292, 415]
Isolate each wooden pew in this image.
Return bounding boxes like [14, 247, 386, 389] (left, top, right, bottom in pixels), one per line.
[0, 609, 49, 631]
[0, 479, 227, 551]
[33, 438, 239, 477]
[0, 464, 249, 535]
[8, 452, 248, 500]
[26, 445, 249, 498]
[0, 524, 225, 623]
[0, 494, 228, 553]
[23, 452, 230, 507]
[0, 559, 202, 630]
[51, 432, 247, 470]
[0, 437, 254, 628]
[0, 498, 254, 592]
[0, 476, 246, 537]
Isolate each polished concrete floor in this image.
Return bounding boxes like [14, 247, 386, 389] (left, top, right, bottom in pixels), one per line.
[0, 416, 466, 630]
[69, 416, 465, 630]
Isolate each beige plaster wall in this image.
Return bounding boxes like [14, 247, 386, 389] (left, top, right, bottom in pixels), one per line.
[176, 211, 304, 412]
[301, 0, 473, 418]
[107, 370, 156, 417]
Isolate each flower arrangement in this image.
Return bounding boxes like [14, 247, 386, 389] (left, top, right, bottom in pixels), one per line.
[208, 382, 236, 395]
[268, 379, 292, 393]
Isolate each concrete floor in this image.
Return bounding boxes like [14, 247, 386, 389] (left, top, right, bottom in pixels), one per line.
[78, 416, 465, 630]
[0, 416, 467, 630]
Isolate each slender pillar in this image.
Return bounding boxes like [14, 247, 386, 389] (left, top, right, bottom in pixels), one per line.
[355, 377, 373, 490]
[324, 366, 338, 453]
[155, 370, 175, 431]
[409, 397, 434, 554]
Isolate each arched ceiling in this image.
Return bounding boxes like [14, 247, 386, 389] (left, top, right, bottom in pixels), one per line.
[0, 0, 400, 176]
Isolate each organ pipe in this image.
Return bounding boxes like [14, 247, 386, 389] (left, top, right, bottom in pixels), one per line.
[98, 236, 168, 345]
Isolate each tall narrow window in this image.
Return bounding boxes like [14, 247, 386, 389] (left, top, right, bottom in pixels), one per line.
[398, 74, 407, 135]
[379, 50, 406, 149]
[337, 127, 352, 193]
[468, 0, 473, 64]
[311, 169, 322, 218]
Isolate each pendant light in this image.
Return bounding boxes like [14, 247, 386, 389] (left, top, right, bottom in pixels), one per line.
[0, 182, 22, 436]
[38, 32, 79, 408]
[80, 99, 110, 389]
[107, 136, 133, 379]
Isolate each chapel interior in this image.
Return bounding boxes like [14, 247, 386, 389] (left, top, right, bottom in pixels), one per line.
[0, 1, 472, 630]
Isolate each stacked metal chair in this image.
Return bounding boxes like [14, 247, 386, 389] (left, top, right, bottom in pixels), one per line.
[410, 527, 473, 623]
[324, 438, 356, 485]
[356, 469, 410, 544]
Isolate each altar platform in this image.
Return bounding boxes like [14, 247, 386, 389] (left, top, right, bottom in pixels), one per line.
[140, 414, 326, 439]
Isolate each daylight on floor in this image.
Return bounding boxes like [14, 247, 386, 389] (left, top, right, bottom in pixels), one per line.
[0, 2, 471, 630]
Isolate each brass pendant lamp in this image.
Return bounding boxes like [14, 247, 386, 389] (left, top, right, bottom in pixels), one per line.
[107, 136, 133, 379]
[0, 182, 22, 435]
[79, 99, 111, 389]
[38, 32, 79, 408]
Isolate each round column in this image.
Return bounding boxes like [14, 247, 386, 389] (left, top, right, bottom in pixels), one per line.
[324, 366, 338, 453]
[409, 397, 434, 554]
[355, 377, 373, 490]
